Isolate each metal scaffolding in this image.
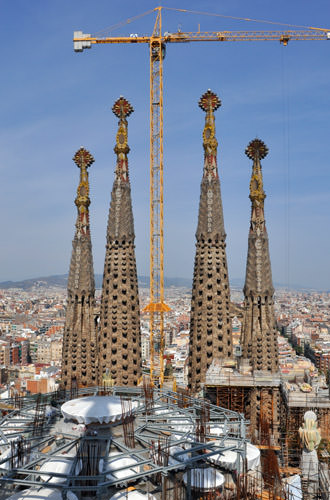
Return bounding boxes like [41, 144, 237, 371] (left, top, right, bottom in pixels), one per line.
[0, 385, 327, 499]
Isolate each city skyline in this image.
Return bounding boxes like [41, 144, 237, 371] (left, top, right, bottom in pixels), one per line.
[1, 0, 329, 289]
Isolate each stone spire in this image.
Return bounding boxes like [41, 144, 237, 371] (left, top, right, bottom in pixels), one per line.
[188, 90, 233, 393]
[241, 139, 278, 372]
[98, 97, 142, 387]
[61, 148, 98, 389]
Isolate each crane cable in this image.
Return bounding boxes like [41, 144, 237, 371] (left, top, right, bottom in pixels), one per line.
[280, 46, 291, 292]
[162, 7, 328, 31]
[92, 8, 155, 37]
[91, 6, 329, 38]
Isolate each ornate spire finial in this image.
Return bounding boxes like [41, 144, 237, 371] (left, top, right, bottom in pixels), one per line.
[112, 96, 134, 119]
[245, 138, 268, 161]
[73, 147, 94, 212]
[199, 90, 221, 178]
[112, 96, 133, 182]
[73, 147, 94, 169]
[198, 90, 221, 112]
[246, 138, 268, 205]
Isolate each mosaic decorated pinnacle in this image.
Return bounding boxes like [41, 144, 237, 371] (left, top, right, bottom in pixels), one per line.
[73, 147, 94, 169]
[73, 147, 93, 212]
[198, 90, 221, 113]
[112, 96, 134, 119]
[246, 138, 267, 205]
[245, 138, 268, 161]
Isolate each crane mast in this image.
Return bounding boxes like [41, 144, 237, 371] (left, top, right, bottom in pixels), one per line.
[144, 8, 170, 386]
[73, 6, 329, 388]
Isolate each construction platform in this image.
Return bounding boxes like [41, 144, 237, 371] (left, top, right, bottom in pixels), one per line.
[0, 385, 305, 499]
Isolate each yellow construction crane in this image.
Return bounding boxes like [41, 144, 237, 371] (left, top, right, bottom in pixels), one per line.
[73, 6, 329, 387]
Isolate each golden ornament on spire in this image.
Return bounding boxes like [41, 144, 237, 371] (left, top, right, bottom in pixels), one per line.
[112, 97, 133, 181]
[199, 90, 221, 175]
[73, 147, 94, 211]
[245, 138, 268, 161]
[73, 147, 94, 169]
[112, 96, 134, 119]
[199, 90, 220, 155]
[198, 89, 221, 112]
[246, 138, 267, 205]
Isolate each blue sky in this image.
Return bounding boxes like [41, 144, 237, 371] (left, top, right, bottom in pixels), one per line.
[1, 0, 329, 290]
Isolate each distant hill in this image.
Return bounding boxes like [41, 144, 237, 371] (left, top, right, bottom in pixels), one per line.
[0, 274, 192, 291]
[0, 275, 69, 290]
[0, 274, 320, 292]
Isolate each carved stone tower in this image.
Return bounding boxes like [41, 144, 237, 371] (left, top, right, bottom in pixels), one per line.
[188, 90, 233, 393]
[241, 139, 279, 372]
[62, 148, 98, 389]
[241, 139, 280, 442]
[98, 97, 142, 387]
